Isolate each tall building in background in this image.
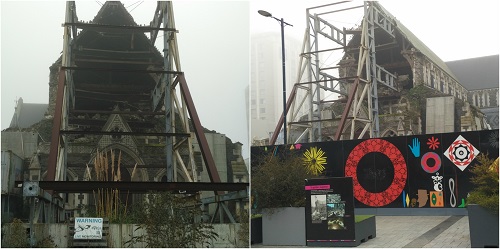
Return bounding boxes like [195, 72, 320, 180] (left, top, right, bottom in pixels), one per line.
[250, 32, 303, 145]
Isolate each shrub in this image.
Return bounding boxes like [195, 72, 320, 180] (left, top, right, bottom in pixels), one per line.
[2, 218, 28, 248]
[467, 153, 499, 214]
[236, 209, 249, 247]
[35, 235, 57, 248]
[251, 153, 314, 210]
[124, 192, 218, 248]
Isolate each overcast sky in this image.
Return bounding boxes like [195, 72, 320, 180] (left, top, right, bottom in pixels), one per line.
[1, 1, 499, 162]
[250, 0, 499, 62]
[1, 1, 250, 159]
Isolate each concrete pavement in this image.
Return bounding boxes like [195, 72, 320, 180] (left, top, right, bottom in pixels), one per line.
[252, 215, 471, 248]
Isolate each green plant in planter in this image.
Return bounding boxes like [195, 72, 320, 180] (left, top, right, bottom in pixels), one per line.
[124, 192, 218, 248]
[467, 153, 499, 214]
[251, 153, 315, 210]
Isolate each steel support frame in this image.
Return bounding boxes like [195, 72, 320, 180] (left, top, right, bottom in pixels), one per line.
[346, 2, 397, 140]
[47, 1, 76, 183]
[271, 1, 398, 144]
[201, 188, 248, 224]
[152, 3, 203, 184]
[271, 2, 356, 144]
[47, 1, 226, 204]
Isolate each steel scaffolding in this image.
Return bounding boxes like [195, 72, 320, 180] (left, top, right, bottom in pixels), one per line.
[39, 1, 246, 223]
[270, 1, 399, 144]
[47, 1, 221, 185]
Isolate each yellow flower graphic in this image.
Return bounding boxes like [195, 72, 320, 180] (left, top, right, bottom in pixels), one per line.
[303, 147, 327, 175]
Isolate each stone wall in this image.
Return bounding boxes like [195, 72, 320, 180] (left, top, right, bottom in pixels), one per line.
[47, 60, 61, 117]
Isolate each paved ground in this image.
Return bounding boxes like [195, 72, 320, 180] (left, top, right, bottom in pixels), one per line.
[252, 215, 471, 248]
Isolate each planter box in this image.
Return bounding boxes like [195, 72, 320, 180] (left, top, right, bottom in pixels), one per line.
[262, 207, 306, 246]
[250, 217, 262, 244]
[468, 204, 499, 248]
[354, 215, 376, 245]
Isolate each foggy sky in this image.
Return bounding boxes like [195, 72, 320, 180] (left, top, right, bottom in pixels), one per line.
[1, 1, 499, 162]
[1, 1, 250, 159]
[250, 0, 499, 62]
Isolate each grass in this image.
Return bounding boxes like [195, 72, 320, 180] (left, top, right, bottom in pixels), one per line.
[355, 215, 374, 223]
[251, 214, 262, 219]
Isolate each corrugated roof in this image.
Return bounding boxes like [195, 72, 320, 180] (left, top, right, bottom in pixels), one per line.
[373, 2, 460, 82]
[445, 55, 499, 90]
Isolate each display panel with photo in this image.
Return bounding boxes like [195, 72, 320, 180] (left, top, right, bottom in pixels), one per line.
[311, 194, 327, 222]
[327, 202, 345, 218]
[327, 193, 341, 203]
[328, 217, 346, 230]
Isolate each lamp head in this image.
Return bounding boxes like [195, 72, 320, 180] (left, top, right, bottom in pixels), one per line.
[258, 10, 272, 17]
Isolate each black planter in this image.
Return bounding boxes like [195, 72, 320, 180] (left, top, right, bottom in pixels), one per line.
[251, 217, 262, 244]
[467, 204, 499, 248]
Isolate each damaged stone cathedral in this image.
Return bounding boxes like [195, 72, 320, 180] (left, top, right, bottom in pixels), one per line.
[275, 2, 498, 144]
[2, 2, 248, 222]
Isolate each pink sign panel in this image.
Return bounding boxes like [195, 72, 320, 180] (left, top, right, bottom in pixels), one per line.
[305, 185, 331, 190]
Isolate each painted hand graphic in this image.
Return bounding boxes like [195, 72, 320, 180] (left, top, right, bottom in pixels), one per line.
[408, 138, 420, 157]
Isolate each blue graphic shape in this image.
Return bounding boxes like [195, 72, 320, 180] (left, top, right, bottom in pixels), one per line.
[403, 190, 406, 207]
[408, 138, 421, 157]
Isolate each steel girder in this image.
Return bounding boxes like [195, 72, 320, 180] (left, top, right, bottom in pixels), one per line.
[16, 181, 247, 193]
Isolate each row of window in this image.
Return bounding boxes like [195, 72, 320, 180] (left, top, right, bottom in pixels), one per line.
[470, 90, 499, 108]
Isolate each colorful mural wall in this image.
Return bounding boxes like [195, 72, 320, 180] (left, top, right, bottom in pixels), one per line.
[251, 130, 499, 208]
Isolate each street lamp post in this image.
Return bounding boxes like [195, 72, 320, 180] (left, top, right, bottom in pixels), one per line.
[258, 10, 292, 145]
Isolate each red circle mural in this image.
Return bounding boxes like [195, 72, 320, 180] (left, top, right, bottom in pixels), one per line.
[421, 152, 441, 173]
[345, 139, 407, 207]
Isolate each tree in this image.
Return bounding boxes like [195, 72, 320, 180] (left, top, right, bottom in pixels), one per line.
[125, 192, 218, 248]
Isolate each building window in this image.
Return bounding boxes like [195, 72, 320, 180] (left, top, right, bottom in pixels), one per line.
[111, 126, 122, 141]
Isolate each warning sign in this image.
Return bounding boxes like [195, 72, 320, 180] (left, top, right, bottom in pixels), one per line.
[74, 217, 103, 240]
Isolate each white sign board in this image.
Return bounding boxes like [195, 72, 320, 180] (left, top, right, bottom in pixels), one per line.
[74, 217, 103, 240]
